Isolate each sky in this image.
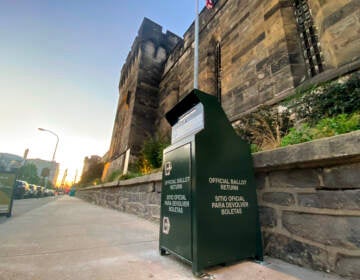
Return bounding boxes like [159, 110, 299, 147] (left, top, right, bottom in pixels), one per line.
[0, 0, 204, 185]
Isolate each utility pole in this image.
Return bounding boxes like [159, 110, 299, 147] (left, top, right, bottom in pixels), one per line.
[194, 0, 199, 89]
[60, 169, 68, 189]
[73, 169, 78, 186]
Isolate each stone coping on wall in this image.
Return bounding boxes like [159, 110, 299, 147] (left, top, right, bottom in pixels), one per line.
[81, 171, 162, 190]
[253, 131, 360, 172]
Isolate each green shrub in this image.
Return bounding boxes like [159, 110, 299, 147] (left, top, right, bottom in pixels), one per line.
[291, 73, 360, 124]
[137, 134, 169, 174]
[250, 144, 260, 153]
[281, 112, 359, 146]
[17, 163, 41, 185]
[107, 170, 122, 182]
[238, 74, 360, 150]
[106, 170, 142, 182]
[119, 171, 142, 180]
[143, 136, 169, 168]
[92, 178, 102, 185]
[281, 124, 314, 146]
[314, 113, 360, 137]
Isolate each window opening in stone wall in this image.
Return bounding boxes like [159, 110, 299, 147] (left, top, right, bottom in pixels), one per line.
[215, 42, 222, 103]
[126, 91, 132, 105]
[293, 0, 324, 77]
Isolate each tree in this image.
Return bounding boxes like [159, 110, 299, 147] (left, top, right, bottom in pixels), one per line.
[41, 167, 50, 178]
[18, 163, 40, 185]
[137, 134, 169, 174]
[45, 179, 54, 189]
[40, 167, 51, 188]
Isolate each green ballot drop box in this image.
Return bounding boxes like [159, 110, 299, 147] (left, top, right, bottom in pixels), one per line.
[159, 89, 263, 275]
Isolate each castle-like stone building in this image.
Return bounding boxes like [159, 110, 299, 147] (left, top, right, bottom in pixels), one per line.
[104, 0, 360, 178]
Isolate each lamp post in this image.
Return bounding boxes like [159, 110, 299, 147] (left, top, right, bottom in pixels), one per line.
[38, 128, 59, 162]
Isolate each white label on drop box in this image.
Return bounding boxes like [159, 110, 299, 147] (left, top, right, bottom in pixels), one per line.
[171, 103, 204, 144]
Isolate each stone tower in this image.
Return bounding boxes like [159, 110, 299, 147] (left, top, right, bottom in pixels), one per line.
[105, 18, 182, 177]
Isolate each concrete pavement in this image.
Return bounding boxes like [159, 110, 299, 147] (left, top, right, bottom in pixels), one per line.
[0, 197, 56, 224]
[0, 196, 347, 280]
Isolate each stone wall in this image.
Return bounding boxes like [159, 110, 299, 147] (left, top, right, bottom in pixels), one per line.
[77, 131, 360, 279]
[254, 131, 360, 279]
[78, 172, 162, 222]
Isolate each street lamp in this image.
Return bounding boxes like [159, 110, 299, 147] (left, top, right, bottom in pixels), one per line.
[38, 128, 59, 162]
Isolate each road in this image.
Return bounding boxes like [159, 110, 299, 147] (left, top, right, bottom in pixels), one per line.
[0, 196, 346, 280]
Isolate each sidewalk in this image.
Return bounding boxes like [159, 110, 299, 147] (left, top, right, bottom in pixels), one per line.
[0, 196, 346, 280]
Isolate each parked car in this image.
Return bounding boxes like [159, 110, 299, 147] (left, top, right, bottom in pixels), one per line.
[46, 189, 55, 196]
[27, 184, 38, 198]
[36, 186, 45, 197]
[14, 180, 30, 199]
[43, 188, 51, 196]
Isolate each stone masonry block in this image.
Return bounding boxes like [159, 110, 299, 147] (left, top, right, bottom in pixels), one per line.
[255, 173, 267, 189]
[99, 192, 105, 199]
[147, 192, 161, 205]
[146, 204, 161, 220]
[137, 182, 155, 192]
[138, 192, 148, 202]
[298, 190, 360, 210]
[129, 192, 140, 202]
[259, 206, 277, 228]
[125, 202, 146, 217]
[106, 195, 117, 208]
[263, 231, 330, 272]
[269, 169, 320, 188]
[263, 192, 295, 206]
[335, 254, 360, 279]
[121, 191, 131, 199]
[323, 163, 360, 189]
[282, 212, 360, 249]
[117, 198, 129, 211]
[105, 194, 116, 203]
[154, 181, 162, 192]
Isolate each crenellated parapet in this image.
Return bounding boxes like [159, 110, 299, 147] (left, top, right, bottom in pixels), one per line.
[119, 37, 141, 88]
[119, 18, 182, 89]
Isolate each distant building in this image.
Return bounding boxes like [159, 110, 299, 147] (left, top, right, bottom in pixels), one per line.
[82, 155, 102, 176]
[26, 158, 59, 186]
